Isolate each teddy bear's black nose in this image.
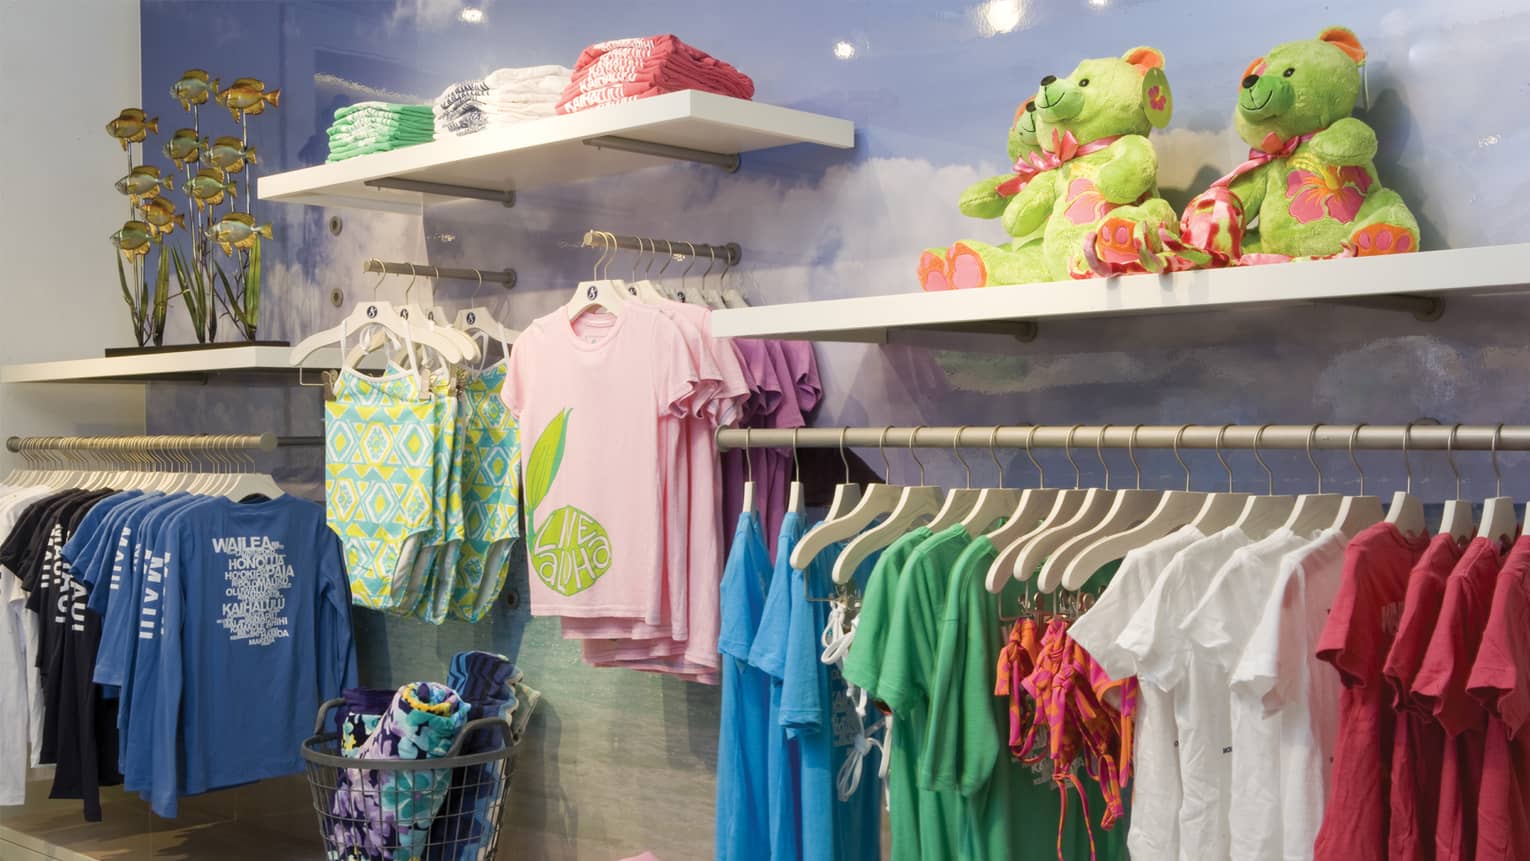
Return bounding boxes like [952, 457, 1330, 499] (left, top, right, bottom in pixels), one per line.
[1242, 74, 1259, 90]
[1040, 75, 1057, 86]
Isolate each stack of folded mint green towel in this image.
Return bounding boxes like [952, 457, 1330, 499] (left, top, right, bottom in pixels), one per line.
[326, 102, 435, 162]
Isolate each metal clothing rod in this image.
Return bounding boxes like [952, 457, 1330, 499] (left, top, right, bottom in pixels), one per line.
[361, 259, 517, 288]
[715, 424, 1530, 453]
[363, 177, 516, 207]
[580, 230, 742, 267]
[581, 135, 741, 172]
[6, 434, 323, 454]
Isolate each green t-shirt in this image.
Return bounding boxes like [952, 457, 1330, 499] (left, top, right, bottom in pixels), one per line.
[879, 524, 973, 861]
[842, 525, 933, 700]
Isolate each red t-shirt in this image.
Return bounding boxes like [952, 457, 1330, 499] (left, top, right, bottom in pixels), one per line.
[1315, 523, 1431, 861]
[1467, 536, 1530, 860]
[1382, 533, 1465, 861]
[1412, 537, 1502, 861]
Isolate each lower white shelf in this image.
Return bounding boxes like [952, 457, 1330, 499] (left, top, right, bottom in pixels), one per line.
[1, 345, 348, 384]
[709, 243, 1530, 343]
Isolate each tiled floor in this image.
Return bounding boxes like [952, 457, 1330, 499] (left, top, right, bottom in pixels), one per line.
[0, 771, 324, 860]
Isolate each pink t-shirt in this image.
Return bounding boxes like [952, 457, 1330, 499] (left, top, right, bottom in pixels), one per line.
[1468, 536, 1530, 860]
[1314, 522, 1430, 861]
[1411, 537, 1500, 861]
[1382, 533, 1464, 861]
[502, 303, 700, 621]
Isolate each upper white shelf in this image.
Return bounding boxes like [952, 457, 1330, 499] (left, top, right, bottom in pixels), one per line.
[710, 244, 1530, 343]
[1, 345, 353, 384]
[258, 91, 855, 214]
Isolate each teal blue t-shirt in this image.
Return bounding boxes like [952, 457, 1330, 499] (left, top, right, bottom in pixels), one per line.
[715, 512, 774, 861]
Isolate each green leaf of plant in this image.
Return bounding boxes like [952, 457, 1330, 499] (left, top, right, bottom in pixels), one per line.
[246, 235, 261, 337]
[523, 408, 570, 514]
[152, 249, 171, 337]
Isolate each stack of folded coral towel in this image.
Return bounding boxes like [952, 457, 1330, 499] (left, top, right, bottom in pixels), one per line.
[433, 65, 572, 136]
[556, 34, 754, 115]
[326, 102, 434, 162]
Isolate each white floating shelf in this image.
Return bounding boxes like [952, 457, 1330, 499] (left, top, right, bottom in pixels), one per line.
[2, 345, 355, 384]
[258, 91, 854, 214]
[710, 244, 1530, 343]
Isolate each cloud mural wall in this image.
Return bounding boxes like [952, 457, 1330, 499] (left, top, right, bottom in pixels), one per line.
[137, 1, 1530, 855]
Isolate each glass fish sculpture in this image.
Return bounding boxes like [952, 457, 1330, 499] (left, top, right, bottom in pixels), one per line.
[217, 77, 280, 119]
[170, 69, 219, 111]
[139, 197, 186, 237]
[204, 136, 257, 174]
[115, 165, 173, 202]
[106, 108, 158, 149]
[211, 212, 273, 255]
[163, 128, 203, 170]
[186, 168, 236, 209]
[110, 221, 155, 258]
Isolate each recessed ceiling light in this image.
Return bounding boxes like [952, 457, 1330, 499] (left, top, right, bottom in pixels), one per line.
[983, 0, 1022, 34]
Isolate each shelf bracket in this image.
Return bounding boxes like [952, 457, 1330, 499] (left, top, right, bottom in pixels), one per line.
[363, 178, 516, 207]
[582, 135, 741, 172]
[1316, 294, 1444, 322]
[908, 320, 1039, 343]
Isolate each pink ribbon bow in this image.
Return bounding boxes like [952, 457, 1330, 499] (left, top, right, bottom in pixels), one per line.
[1210, 129, 1319, 191]
[995, 130, 1121, 197]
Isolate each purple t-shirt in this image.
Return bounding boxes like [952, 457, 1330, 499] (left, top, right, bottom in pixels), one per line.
[722, 339, 820, 558]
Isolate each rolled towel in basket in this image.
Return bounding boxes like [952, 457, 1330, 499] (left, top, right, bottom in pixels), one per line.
[424, 652, 518, 860]
[329, 682, 469, 861]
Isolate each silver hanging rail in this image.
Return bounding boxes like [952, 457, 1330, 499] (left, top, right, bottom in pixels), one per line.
[6, 434, 323, 453]
[715, 424, 1530, 453]
[580, 230, 742, 267]
[362, 259, 517, 289]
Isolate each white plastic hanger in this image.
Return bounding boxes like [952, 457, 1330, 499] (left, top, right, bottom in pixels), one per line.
[1040, 425, 1165, 593]
[622, 237, 676, 305]
[1014, 425, 1119, 589]
[694, 244, 726, 310]
[986, 426, 1068, 593]
[825, 428, 863, 521]
[567, 231, 628, 320]
[1280, 425, 1344, 535]
[220, 441, 284, 500]
[958, 428, 1022, 534]
[832, 427, 943, 585]
[1477, 423, 1519, 551]
[718, 251, 750, 309]
[1331, 423, 1386, 537]
[1187, 423, 1251, 533]
[787, 429, 805, 514]
[925, 428, 983, 533]
[1229, 423, 1295, 538]
[1060, 425, 1207, 591]
[290, 262, 467, 369]
[792, 427, 904, 571]
[1382, 422, 1428, 538]
[453, 269, 521, 365]
[1439, 424, 1475, 544]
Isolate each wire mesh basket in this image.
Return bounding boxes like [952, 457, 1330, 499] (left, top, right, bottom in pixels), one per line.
[301, 697, 515, 861]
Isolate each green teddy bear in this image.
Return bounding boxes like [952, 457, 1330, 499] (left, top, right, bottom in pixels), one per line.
[917, 99, 1051, 291]
[1180, 27, 1419, 262]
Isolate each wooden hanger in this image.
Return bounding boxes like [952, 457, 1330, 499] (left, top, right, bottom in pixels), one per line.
[1230, 423, 1295, 538]
[1187, 423, 1251, 533]
[1333, 423, 1385, 537]
[1477, 423, 1519, 551]
[832, 427, 943, 585]
[925, 428, 982, 533]
[1013, 425, 1119, 589]
[1058, 425, 1207, 591]
[1382, 422, 1428, 539]
[1439, 424, 1475, 544]
[986, 426, 1066, 593]
[959, 427, 1021, 534]
[1280, 425, 1343, 535]
[792, 427, 903, 571]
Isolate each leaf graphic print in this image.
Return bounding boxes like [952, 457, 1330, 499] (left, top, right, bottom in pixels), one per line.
[523, 409, 570, 515]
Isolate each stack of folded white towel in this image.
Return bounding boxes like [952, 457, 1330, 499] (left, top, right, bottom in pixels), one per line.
[433, 65, 573, 136]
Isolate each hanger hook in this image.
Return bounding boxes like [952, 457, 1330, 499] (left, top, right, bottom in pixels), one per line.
[471, 267, 484, 302]
[1349, 423, 1367, 496]
[1400, 420, 1415, 494]
[988, 426, 1005, 490]
[742, 427, 753, 479]
[1254, 423, 1275, 494]
[908, 426, 926, 485]
[1025, 425, 1046, 488]
[952, 426, 972, 489]
[658, 240, 676, 277]
[1447, 423, 1463, 500]
[838, 427, 852, 484]
[632, 236, 645, 282]
[1307, 424, 1324, 494]
[402, 261, 420, 304]
[703, 245, 717, 293]
[1128, 424, 1143, 491]
[1096, 424, 1113, 490]
[878, 426, 893, 484]
[368, 257, 387, 298]
[1492, 422, 1505, 497]
[1173, 424, 1191, 492]
[681, 242, 699, 294]
[643, 236, 657, 276]
[1065, 424, 1082, 489]
[792, 428, 802, 484]
[1215, 423, 1234, 492]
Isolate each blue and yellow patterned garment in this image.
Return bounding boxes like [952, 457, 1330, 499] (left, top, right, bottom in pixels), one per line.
[325, 369, 437, 611]
[409, 368, 464, 624]
[329, 682, 469, 861]
[448, 362, 520, 622]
